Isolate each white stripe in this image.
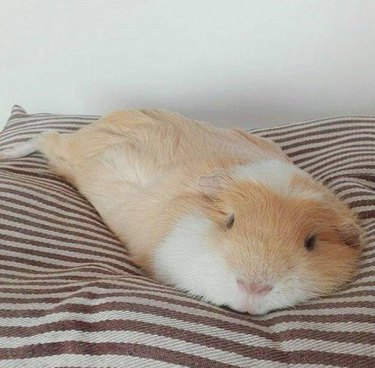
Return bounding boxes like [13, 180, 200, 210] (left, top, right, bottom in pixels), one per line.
[1, 295, 374, 317]
[0, 309, 272, 347]
[0, 176, 97, 213]
[298, 147, 375, 171]
[290, 142, 374, 162]
[285, 133, 375, 154]
[304, 153, 375, 175]
[0, 199, 112, 236]
[0, 270, 116, 280]
[0, 283, 172, 298]
[3, 119, 95, 132]
[254, 116, 375, 135]
[356, 264, 375, 274]
[0, 260, 130, 275]
[281, 338, 374, 357]
[0, 279, 167, 292]
[1, 283, 368, 310]
[0, 198, 108, 232]
[305, 294, 375, 306]
[0, 233, 127, 266]
[277, 128, 375, 150]
[1, 221, 124, 259]
[0, 355, 184, 368]
[0, 182, 104, 224]
[312, 162, 375, 180]
[0, 248, 128, 272]
[0, 207, 117, 245]
[0, 287, 373, 335]
[0, 329, 373, 360]
[2, 309, 373, 354]
[272, 320, 375, 334]
[333, 187, 375, 199]
[0, 330, 268, 368]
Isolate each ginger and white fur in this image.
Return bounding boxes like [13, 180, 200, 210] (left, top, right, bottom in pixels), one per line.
[0, 109, 362, 314]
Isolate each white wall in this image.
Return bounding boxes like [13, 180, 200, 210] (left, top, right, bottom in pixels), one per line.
[1, 0, 375, 130]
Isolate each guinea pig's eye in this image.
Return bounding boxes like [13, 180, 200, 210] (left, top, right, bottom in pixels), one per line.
[304, 234, 316, 251]
[226, 214, 235, 229]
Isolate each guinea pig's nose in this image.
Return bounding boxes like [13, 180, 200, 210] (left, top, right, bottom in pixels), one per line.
[236, 279, 273, 295]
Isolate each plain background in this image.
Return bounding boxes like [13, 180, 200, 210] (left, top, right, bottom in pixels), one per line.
[1, 0, 375, 130]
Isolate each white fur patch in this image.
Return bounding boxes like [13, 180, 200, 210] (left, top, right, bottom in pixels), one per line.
[234, 160, 323, 201]
[152, 215, 242, 308]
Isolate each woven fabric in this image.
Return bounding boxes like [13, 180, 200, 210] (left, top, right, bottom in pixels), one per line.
[0, 105, 374, 368]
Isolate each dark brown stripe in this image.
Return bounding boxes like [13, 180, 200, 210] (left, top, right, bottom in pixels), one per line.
[1, 293, 374, 327]
[6, 115, 98, 129]
[294, 145, 375, 167]
[0, 241, 132, 274]
[254, 117, 375, 138]
[0, 187, 106, 225]
[287, 142, 375, 160]
[2, 300, 375, 348]
[1, 226, 128, 263]
[275, 126, 375, 144]
[0, 342, 238, 368]
[0, 263, 119, 277]
[0, 201, 119, 241]
[0, 326, 373, 367]
[1, 212, 122, 250]
[0, 195, 109, 232]
[298, 149, 375, 172]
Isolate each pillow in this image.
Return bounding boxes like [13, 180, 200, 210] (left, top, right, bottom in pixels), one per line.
[0, 105, 374, 367]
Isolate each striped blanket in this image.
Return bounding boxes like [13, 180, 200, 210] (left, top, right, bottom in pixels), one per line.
[0, 105, 374, 368]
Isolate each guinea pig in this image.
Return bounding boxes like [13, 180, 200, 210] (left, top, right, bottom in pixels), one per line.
[0, 109, 362, 314]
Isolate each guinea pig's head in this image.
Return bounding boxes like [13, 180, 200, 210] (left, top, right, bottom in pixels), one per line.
[196, 160, 362, 315]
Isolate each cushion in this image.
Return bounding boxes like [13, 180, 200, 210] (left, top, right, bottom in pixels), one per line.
[0, 105, 374, 367]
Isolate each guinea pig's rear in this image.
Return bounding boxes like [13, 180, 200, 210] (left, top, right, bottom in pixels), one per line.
[152, 160, 362, 315]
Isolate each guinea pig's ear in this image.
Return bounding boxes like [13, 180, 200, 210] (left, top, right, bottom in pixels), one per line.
[199, 169, 232, 198]
[336, 221, 362, 248]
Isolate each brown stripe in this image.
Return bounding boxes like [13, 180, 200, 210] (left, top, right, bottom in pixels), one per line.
[0, 226, 128, 263]
[0, 342, 238, 368]
[0, 250, 133, 276]
[1, 212, 122, 250]
[305, 157, 375, 178]
[0, 195, 109, 231]
[1, 278, 372, 305]
[293, 144, 375, 165]
[0, 174, 97, 211]
[287, 142, 375, 159]
[275, 126, 375, 144]
[312, 164, 375, 181]
[255, 118, 375, 138]
[2, 304, 375, 348]
[3, 319, 375, 364]
[298, 149, 375, 171]
[1, 296, 374, 328]
[0, 263, 118, 277]
[0, 238, 130, 272]
[0, 187, 106, 225]
[282, 134, 375, 153]
[0, 332, 373, 367]
[0, 201, 118, 241]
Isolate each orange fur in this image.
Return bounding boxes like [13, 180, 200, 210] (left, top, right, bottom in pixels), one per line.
[36, 110, 291, 264]
[205, 180, 361, 297]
